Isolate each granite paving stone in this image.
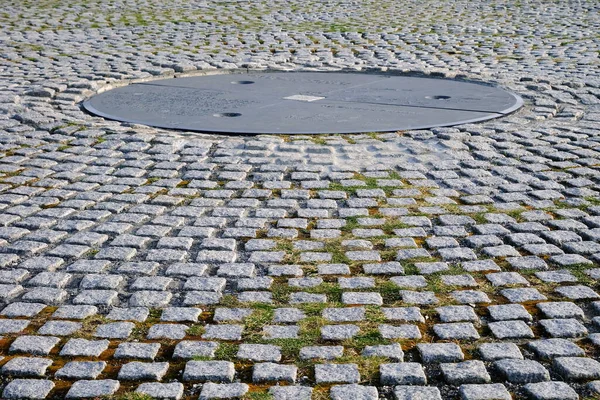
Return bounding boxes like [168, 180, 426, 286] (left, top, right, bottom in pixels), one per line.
[59, 339, 109, 357]
[114, 342, 161, 360]
[330, 384, 378, 400]
[1, 357, 52, 377]
[2, 379, 55, 399]
[553, 357, 600, 380]
[523, 381, 578, 400]
[199, 382, 248, 399]
[381, 363, 427, 385]
[537, 302, 584, 319]
[441, 360, 491, 385]
[494, 359, 550, 383]
[488, 320, 535, 339]
[136, 382, 184, 400]
[252, 362, 297, 383]
[55, 361, 106, 379]
[361, 343, 404, 361]
[418, 343, 465, 363]
[268, 386, 313, 400]
[117, 361, 170, 381]
[183, 361, 235, 382]
[315, 364, 360, 384]
[394, 386, 442, 400]
[458, 383, 512, 400]
[540, 318, 588, 338]
[65, 380, 119, 398]
[478, 343, 523, 361]
[237, 344, 281, 362]
[434, 322, 480, 340]
[9, 336, 60, 355]
[528, 339, 585, 359]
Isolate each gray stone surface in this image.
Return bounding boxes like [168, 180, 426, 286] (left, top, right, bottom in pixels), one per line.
[441, 360, 491, 385]
[300, 346, 344, 360]
[2, 379, 55, 400]
[540, 318, 588, 338]
[183, 361, 235, 382]
[478, 343, 523, 361]
[173, 341, 218, 359]
[9, 336, 60, 355]
[394, 386, 441, 400]
[380, 363, 426, 385]
[269, 386, 313, 400]
[458, 383, 511, 400]
[199, 383, 248, 399]
[55, 361, 106, 379]
[528, 339, 585, 359]
[237, 344, 281, 362]
[434, 322, 479, 340]
[65, 380, 119, 398]
[362, 343, 404, 361]
[487, 304, 532, 321]
[59, 339, 109, 357]
[136, 382, 184, 400]
[419, 343, 464, 363]
[252, 362, 297, 383]
[537, 302, 584, 319]
[553, 357, 600, 380]
[330, 384, 378, 400]
[523, 381, 578, 400]
[117, 361, 169, 380]
[1, 357, 52, 377]
[488, 320, 534, 339]
[494, 359, 550, 383]
[315, 364, 360, 384]
[114, 342, 161, 360]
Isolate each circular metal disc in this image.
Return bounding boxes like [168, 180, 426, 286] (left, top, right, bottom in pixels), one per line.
[83, 72, 523, 134]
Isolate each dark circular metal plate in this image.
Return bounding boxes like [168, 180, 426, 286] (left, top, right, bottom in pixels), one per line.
[83, 71, 523, 134]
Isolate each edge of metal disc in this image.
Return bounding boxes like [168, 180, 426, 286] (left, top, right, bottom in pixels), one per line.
[81, 70, 525, 135]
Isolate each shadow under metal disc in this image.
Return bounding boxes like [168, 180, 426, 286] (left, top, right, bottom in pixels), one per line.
[83, 71, 524, 134]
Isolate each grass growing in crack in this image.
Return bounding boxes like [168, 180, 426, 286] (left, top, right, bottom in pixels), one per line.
[340, 216, 360, 232]
[298, 315, 327, 342]
[74, 314, 109, 339]
[274, 239, 301, 263]
[561, 263, 597, 285]
[128, 309, 162, 340]
[219, 294, 241, 308]
[521, 263, 596, 288]
[322, 240, 350, 264]
[342, 330, 388, 351]
[328, 173, 397, 196]
[381, 219, 410, 233]
[303, 282, 343, 303]
[339, 353, 387, 384]
[186, 324, 205, 337]
[374, 280, 403, 304]
[271, 282, 296, 304]
[298, 302, 329, 316]
[214, 343, 238, 361]
[243, 304, 274, 341]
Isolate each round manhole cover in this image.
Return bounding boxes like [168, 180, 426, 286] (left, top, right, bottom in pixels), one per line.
[83, 71, 523, 134]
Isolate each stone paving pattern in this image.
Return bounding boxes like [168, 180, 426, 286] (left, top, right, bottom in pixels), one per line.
[1, 0, 600, 399]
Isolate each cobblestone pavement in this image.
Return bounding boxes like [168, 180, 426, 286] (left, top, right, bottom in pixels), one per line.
[1, 0, 600, 399]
